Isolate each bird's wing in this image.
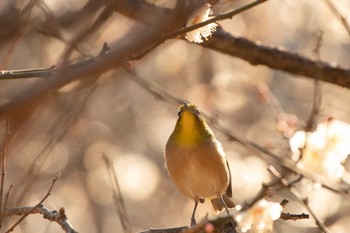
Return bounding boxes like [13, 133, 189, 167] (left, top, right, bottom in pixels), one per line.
[225, 160, 232, 197]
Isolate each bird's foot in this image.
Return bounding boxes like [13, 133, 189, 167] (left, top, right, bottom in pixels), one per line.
[190, 217, 196, 226]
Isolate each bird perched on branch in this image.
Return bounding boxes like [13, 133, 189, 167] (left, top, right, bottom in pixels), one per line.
[165, 102, 235, 225]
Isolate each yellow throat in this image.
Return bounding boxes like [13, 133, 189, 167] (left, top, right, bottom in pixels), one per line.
[169, 103, 214, 147]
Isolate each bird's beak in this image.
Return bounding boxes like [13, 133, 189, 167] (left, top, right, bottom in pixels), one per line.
[183, 102, 190, 110]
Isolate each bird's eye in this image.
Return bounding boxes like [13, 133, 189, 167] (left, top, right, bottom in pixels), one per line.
[177, 106, 183, 116]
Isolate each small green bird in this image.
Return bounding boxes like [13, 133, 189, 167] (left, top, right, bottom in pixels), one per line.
[165, 103, 235, 225]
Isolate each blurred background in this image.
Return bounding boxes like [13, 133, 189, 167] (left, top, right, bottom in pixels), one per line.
[1, 0, 350, 232]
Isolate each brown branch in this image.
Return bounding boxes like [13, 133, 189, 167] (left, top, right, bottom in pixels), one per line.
[0, 119, 10, 229]
[280, 212, 309, 221]
[0, 0, 195, 119]
[279, 199, 309, 221]
[139, 226, 187, 233]
[203, 29, 350, 88]
[0, 66, 57, 79]
[1, 0, 36, 69]
[1, 26, 350, 89]
[5, 177, 58, 233]
[1, 0, 350, 89]
[139, 215, 234, 233]
[5, 205, 77, 233]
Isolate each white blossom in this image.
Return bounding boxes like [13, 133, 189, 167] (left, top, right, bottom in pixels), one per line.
[289, 119, 350, 180]
[236, 200, 282, 233]
[185, 4, 217, 43]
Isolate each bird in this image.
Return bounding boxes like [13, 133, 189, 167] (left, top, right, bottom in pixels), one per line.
[164, 102, 235, 226]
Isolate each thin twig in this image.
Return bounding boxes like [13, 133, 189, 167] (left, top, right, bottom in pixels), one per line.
[58, 2, 114, 66]
[323, 0, 350, 37]
[1, 0, 36, 68]
[2, 183, 13, 225]
[0, 66, 57, 79]
[288, 188, 331, 233]
[305, 31, 323, 132]
[5, 176, 58, 233]
[102, 154, 132, 233]
[269, 166, 332, 233]
[239, 181, 278, 212]
[15, 84, 98, 204]
[0, 119, 10, 229]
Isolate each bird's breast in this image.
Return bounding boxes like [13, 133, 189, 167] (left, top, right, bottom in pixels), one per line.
[164, 139, 229, 199]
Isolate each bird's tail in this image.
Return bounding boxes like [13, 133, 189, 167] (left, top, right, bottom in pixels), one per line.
[211, 195, 235, 214]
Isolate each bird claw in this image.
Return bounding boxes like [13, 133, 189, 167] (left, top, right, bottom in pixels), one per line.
[190, 217, 196, 226]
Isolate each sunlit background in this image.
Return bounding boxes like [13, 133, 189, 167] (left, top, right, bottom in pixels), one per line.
[1, 0, 350, 232]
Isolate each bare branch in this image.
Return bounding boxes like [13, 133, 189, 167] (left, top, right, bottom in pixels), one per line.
[279, 199, 309, 221]
[139, 226, 187, 233]
[1, 28, 349, 90]
[5, 176, 58, 233]
[0, 66, 57, 80]
[280, 212, 309, 221]
[203, 29, 350, 88]
[289, 189, 331, 233]
[5, 205, 77, 233]
[269, 166, 332, 233]
[0, 119, 10, 229]
[139, 215, 234, 233]
[2, 183, 13, 227]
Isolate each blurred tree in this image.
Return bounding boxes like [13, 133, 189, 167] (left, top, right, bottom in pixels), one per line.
[0, 0, 350, 232]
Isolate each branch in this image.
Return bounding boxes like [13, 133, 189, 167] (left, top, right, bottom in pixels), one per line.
[5, 177, 58, 233]
[1, 4, 349, 91]
[0, 66, 57, 79]
[323, 0, 350, 37]
[139, 215, 234, 233]
[102, 154, 132, 233]
[269, 166, 332, 233]
[0, 120, 10, 228]
[203, 29, 350, 88]
[1, 1, 349, 136]
[279, 199, 309, 221]
[280, 212, 309, 221]
[5, 205, 78, 233]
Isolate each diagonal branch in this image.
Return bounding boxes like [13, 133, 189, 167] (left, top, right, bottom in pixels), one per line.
[323, 0, 350, 37]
